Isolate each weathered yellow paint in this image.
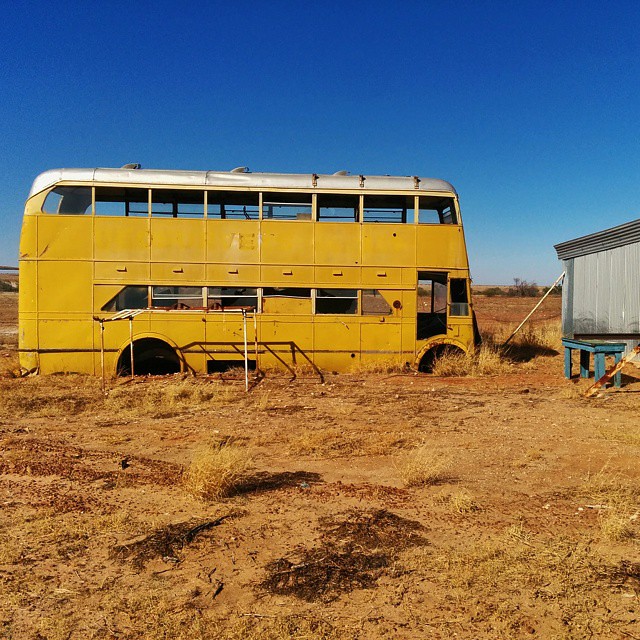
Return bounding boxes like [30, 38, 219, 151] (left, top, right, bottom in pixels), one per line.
[19, 175, 476, 375]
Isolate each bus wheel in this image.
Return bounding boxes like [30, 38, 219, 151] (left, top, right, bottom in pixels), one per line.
[117, 338, 181, 376]
[418, 344, 465, 373]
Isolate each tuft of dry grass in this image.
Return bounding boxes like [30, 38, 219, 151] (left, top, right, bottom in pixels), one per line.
[431, 343, 509, 377]
[449, 489, 478, 514]
[183, 443, 252, 500]
[579, 468, 639, 541]
[399, 446, 451, 487]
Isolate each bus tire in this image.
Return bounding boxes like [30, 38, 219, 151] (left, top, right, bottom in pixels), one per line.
[117, 338, 181, 376]
[418, 344, 465, 373]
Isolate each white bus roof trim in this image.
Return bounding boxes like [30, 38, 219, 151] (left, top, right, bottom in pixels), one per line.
[28, 167, 458, 198]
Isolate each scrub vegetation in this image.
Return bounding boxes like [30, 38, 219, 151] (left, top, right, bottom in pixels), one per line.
[2, 291, 640, 638]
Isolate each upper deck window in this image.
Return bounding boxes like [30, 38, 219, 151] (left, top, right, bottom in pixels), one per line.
[95, 187, 149, 216]
[42, 186, 91, 215]
[262, 193, 312, 221]
[207, 191, 259, 220]
[418, 196, 457, 224]
[363, 195, 413, 223]
[318, 194, 359, 222]
[151, 189, 204, 218]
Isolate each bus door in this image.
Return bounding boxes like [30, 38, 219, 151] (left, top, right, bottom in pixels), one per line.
[417, 272, 448, 340]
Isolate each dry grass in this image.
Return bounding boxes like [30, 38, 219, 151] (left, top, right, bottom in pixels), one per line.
[356, 358, 408, 374]
[183, 443, 252, 500]
[579, 468, 639, 541]
[431, 343, 509, 377]
[399, 445, 451, 487]
[400, 533, 624, 638]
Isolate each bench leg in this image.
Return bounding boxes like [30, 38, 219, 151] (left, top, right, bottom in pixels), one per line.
[614, 352, 622, 388]
[580, 350, 590, 378]
[564, 347, 572, 379]
[594, 353, 605, 382]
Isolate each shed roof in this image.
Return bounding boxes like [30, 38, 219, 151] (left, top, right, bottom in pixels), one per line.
[28, 167, 457, 199]
[555, 218, 640, 260]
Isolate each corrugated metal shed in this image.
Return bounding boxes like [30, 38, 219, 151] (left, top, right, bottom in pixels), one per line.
[555, 219, 640, 260]
[555, 218, 640, 354]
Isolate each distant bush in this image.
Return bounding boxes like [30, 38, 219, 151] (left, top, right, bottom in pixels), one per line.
[0, 280, 17, 292]
[509, 278, 539, 297]
[483, 287, 506, 297]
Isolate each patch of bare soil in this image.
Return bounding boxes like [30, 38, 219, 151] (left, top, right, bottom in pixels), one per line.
[260, 509, 426, 602]
[1, 294, 640, 639]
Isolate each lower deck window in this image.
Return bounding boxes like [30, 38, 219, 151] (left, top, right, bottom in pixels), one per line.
[102, 285, 149, 311]
[361, 290, 392, 315]
[207, 287, 257, 310]
[316, 289, 358, 314]
[152, 286, 203, 309]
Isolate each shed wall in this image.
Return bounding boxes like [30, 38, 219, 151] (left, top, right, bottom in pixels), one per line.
[564, 242, 640, 344]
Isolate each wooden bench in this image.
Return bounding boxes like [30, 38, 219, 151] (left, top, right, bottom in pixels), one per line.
[562, 338, 626, 388]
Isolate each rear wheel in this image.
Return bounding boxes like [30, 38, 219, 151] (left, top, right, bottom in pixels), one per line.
[117, 338, 181, 376]
[418, 344, 465, 373]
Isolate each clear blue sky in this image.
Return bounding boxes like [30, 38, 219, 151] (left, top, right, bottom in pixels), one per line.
[1, 0, 639, 284]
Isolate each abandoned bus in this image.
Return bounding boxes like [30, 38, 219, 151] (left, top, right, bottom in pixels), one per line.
[19, 166, 476, 375]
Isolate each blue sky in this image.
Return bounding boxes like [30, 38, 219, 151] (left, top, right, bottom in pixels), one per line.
[1, 0, 639, 283]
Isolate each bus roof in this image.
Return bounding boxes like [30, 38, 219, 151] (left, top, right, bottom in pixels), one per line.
[28, 167, 458, 199]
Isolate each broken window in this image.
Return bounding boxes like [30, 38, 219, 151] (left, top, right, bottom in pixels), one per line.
[317, 194, 359, 222]
[95, 187, 149, 216]
[361, 290, 392, 315]
[418, 196, 457, 224]
[207, 191, 259, 220]
[207, 287, 258, 310]
[151, 286, 203, 309]
[151, 189, 204, 217]
[42, 186, 92, 214]
[262, 193, 312, 220]
[102, 286, 149, 312]
[449, 278, 470, 316]
[362, 195, 413, 223]
[262, 288, 311, 314]
[417, 272, 448, 339]
[263, 288, 311, 298]
[315, 289, 358, 314]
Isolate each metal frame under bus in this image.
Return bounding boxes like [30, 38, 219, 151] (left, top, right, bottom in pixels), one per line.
[18, 166, 477, 376]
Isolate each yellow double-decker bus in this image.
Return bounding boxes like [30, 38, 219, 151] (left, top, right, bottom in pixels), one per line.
[19, 166, 477, 376]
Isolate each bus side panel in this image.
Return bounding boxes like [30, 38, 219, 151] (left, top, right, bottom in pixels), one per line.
[361, 319, 403, 368]
[259, 316, 313, 370]
[315, 224, 360, 266]
[39, 319, 94, 373]
[37, 261, 93, 314]
[313, 316, 360, 371]
[260, 220, 313, 266]
[205, 314, 249, 366]
[95, 217, 150, 262]
[362, 225, 416, 268]
[416, 226, 468, 269]
[151, 218, 205, 263]
[38, 216, 93, 261]
[206, 220, 260, 265]
[19, 215, 37, 259]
